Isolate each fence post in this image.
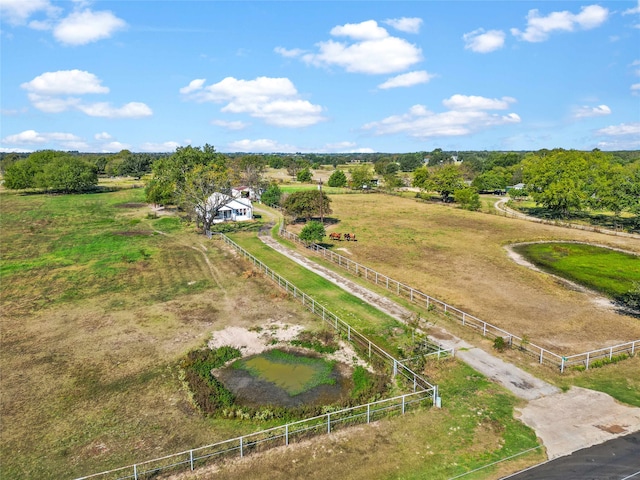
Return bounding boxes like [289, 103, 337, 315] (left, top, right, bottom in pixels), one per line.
[393, 359, 397, 377]
[561, 357, 565, 373]
[539, 348, 543, 364]
[348, 325, 351, 342]
[462, 313, 466, 326]
[190, 450, 194, 470]
[609, 347, 613, 360]
[327, 413, 331, 434]
[586, 352, 590, 370]
[367, 404, 370, 423]
[368, 341, 372, 358]
[134, 464, 138, 480]
[633, 341, 636, 356]
[285, 424, 289, 446]
[402, 395, 405, 415]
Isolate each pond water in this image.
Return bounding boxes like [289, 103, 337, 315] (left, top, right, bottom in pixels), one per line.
[216, 349, 353, 408]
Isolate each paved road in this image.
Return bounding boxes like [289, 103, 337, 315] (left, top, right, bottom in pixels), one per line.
[503, 432, 640, 479]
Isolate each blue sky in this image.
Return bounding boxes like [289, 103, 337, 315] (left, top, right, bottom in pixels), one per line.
[1, 1, 639, 154]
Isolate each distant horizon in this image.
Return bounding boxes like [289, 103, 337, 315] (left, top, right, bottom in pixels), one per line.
[2, 1, 639, 154]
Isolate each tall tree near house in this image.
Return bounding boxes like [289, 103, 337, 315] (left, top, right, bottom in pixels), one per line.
[179, 163, 233, 232]
[348, 164, 374, 189]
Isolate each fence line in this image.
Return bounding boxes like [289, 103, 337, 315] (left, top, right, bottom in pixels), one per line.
[279, 228, 639, 372]
[77, 232, 447, 480]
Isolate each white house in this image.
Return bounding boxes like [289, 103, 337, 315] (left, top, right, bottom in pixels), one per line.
[232, 186, 260, 202]
[201, 193, 253, 224]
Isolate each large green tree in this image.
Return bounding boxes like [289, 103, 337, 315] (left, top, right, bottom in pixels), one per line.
[348, 165, 374, 189]
[180, 163, 233, 232]
[431, 164, 466, 201]
[282, 190, 332, 221]
[522, 149, 612, 217]
[261, 183, 282, 207]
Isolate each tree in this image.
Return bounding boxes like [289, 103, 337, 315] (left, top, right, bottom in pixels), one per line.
[522, 149, 608, 217]
[282, 190, 332, 221]
[179, 163, 233, 232]
[327, 169, 347, 187]
[349, 165, 374, 189]
[382, 172, 404, 191]
[431, 164, 465, 201]
[412, 165, 432, 191]
[145, 144, 225, 205]
[297, 167, 312, 182]
[471, 168, 509, 192]
[299, 220, 326, 244]
[453, 187, 481, 211]
[40, 156, 98, 192]
[261, 183, 282, 207]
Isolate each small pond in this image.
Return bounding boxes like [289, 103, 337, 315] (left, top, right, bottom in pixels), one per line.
[215, 349, 353, 407]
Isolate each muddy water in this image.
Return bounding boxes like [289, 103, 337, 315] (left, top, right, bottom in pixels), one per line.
[216, 350, 353, 407]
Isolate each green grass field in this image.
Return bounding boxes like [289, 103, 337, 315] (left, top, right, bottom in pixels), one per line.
[513, 242, 640, 298]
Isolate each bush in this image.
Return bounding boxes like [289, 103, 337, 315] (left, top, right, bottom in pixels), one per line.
[493, 336, 507, 352]
[327, 169, 347, 187]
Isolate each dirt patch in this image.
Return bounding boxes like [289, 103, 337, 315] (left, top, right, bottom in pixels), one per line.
[113, 230, 154, 236]
[114, 202, 147, 208]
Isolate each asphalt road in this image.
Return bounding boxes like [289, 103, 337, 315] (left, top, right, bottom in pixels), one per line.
[503, 432, 640, 480]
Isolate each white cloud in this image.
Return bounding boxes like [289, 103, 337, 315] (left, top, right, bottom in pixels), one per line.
[300, 20, 422, 74]
[21, 69, 109, 95]
[1, 129, 82, 145]
[53, 9, 126, 45]
[442, 94, 516, 110]
[0, 147, 33, 153]
[511, 5, 609, 42]
[378, 70, 435, 89]
[596, 122, 640, 136]
[0, 0, 59, 25]
[330, 20, 388, 41]
[362, 94, 520, 139]
[632, 83, 640, 95]
[383, 17, 423, 34]
[21, 70, 151, 118]
[463, 29, 506, 53]
[94, 132, 112, 140]
[138, 141, 181, 152]
[76, 101, 152, 118]
[227, 138, 297, 153]
[101, 141, 131, 152]
[573, 104, 611, 119]
[319, 141, 375, 153]
[211, 119, 250, 130]
[179, 78, 206, 95]
[181, 76, 325, 128]
[274, 46, 306, 58]
[624, 0, 640, 15]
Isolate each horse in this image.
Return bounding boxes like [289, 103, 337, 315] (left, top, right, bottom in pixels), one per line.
[329, 232, 342, 241]
[344, 233, 357, 241]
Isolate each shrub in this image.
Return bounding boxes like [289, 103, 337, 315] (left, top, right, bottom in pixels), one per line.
[493, 336, 507, 352]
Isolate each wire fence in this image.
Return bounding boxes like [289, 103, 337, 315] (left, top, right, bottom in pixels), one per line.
[279, 228, 639, 373]
[76, 232, 448, 480]
[76, 390, 433, 480]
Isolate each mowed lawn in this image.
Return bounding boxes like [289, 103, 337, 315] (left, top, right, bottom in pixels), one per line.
[0, 188, 325, 479]
[290, 193, 640, 354]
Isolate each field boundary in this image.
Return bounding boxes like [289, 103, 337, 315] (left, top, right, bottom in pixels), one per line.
[76, 233, 448, 480]
[278, 228, 639, 372]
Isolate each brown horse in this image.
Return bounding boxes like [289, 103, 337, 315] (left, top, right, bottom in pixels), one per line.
[344, 233, 357, 241]
[329, 232, 342, 241]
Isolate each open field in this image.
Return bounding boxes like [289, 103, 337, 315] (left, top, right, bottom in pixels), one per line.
[1, 187, 545, 479]
[285, 193, 640, 354]
[0, 188, 327, 478]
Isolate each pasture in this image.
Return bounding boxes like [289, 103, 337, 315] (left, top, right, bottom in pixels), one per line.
[288, 193, 640, 355]
[1, 187, 544, 479]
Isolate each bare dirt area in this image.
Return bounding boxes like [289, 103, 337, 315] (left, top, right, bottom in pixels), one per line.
[313, 194, 640, 354]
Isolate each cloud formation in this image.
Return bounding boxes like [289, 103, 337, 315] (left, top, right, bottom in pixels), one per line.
[211, 119, 250, 130]
[511, 4, 609, 42]
[383, 17, 423, 34]
[1, 129, 87, 149]
[277, 20, 422, 74]
[573, 104, 611, 119]
[180, 76, 325, 127]
[362, 95, 520, 139]
[53, 9, 126, 45]
[463, 29, 506, 53]
[21, 70, 152, 118]
[378, 71, 434, 89]
[0, 1, 126, 45]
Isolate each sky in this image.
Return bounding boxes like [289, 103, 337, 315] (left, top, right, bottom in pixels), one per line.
[1, 1, 639, 154]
